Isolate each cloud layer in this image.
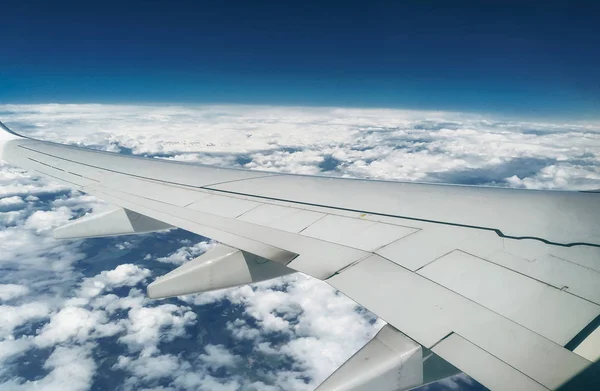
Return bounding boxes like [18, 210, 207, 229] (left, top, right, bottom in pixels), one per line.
[3, 103, 600, 188]
[1, 103, 598, 391]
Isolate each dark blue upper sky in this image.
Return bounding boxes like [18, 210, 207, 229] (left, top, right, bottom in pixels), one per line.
[1, 0, 599, 118]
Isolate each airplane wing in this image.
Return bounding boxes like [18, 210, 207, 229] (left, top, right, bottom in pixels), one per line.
[1, 120, 599, 390]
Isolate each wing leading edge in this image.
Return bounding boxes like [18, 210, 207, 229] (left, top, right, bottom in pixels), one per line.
[1, 120, 599, 390]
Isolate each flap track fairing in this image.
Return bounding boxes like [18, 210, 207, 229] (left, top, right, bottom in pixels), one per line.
[53, 206, 173, 240]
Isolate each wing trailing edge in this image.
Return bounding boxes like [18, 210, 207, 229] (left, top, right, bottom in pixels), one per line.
[0, 120, 24, 160]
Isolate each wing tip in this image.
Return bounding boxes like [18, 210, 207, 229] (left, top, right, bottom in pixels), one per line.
[0, 120, 23, 139]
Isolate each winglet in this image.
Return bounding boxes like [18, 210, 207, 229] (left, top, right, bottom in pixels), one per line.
[0, 120, 23, 139]
[0, 120, 24, 162]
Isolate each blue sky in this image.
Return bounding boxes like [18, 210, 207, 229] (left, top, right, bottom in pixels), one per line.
[1, 0, 599, 118]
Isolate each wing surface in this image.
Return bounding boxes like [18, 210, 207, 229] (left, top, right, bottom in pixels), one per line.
[1, 123, 599, 390]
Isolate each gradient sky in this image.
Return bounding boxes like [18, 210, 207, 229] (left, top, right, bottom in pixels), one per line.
[1, 0, 599, 118]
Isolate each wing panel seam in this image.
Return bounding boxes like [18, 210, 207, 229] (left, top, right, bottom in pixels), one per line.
[18, 144, 278, 188]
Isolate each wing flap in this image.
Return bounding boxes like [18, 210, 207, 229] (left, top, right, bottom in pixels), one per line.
[418, 250, 600, 346]
[300, 214, 417, 252]
[327, 254, 591, 389]
[432, 333, 549, 391]
[375, 224, 473, 271]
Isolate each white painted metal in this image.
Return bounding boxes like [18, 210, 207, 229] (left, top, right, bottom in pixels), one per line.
[21, 141, 276, 187]
[187, 194, 261, 218]
[0, 121, 21, 159]
[3, 144, 102, 186]
[101, 177, 210, 207]
[5, 134, 599, 248]
[487, 248, 600, 305]
[238, 204, 325, 233]
[316, 324, 423, 391]
[455, 229, 503, 259]
[412, 225, 600, 307]
[53, 206, 172, 239]
[550, 245, 600, 273]
[3, 141, 128, 185]
[10, 154, 97, 187]
[375, 225, 471, 271]
[432, 334, 549, 391]
[147, 244, 293, 298]
[300, 215, 416, 252]
[328, 254, 591, 389]
[209, 173, 600, 246]
[81, 185, 298, 264]
[329, 254, 472, 348]
[81, 183, 369, 278]
[418, 250, 600, 345]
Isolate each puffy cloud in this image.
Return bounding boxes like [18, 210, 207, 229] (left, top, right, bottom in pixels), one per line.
[0, 284, 29, 301]
[0, 196, 24, 210]
[113, 352, 183, 382]
[78, 264, 152, 300]
[118, 304, 197, 353]
[185, 274, 384, 388]
[24, 207, 73, 234]
[0, 345, 97, 391]
[199, 344, 242, 371]
[0, 163, 71, 198]
[156, 240, 215, 265]
[88, 290, 147, 314]
[0, 302, 50, 339]
[34, 306, 119, 348]
[0, 338, 33, 366]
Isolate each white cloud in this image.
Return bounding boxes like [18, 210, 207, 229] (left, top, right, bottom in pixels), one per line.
[88, 290, 147, 315]
[34, 306, 119, 348]
[0, 210, 26, 227]
[113, 352, 183, 382]
[0, 344, 97, 391]
[0, 196, 24, 209]
[3, 103, 599, 190]
[78, 264, 151, 300]
[0, 163, 71, 198]
[0, 338, 33, 367]
[0, 302, 51, 339]
[0, 284, 29, 301]
[183, 273, 385, 388]
[118, 304, 197, 353]
[24, 207, 73, 234]
[199, 344, 241, 371]
[156, 240, 215, 265]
